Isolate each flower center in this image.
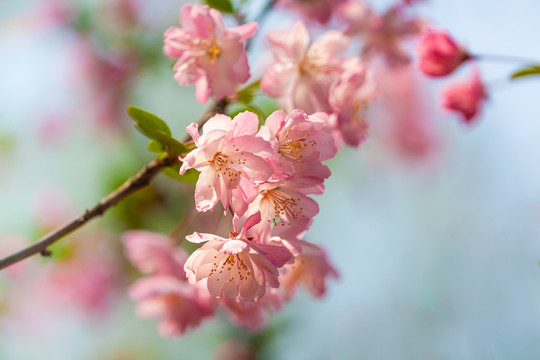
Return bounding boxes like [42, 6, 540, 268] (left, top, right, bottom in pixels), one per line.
[200, 37, 221, 64]
[208, 253, 251, 283]
[262, 189, 304, 226]
[278, 131, 316, 163]
[212, 153, 241, 183]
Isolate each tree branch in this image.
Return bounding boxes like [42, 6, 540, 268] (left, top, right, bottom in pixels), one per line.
[0, 98, 228, 271]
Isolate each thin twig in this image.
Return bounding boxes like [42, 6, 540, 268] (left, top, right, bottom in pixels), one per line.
[0, 98, 228, 271]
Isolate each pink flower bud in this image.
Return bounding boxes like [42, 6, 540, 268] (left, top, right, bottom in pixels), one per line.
[441, 69, 487, 124]
[418, 29, 470, 77]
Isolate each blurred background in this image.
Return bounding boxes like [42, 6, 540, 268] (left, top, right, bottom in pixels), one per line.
[2, 0, 540, 359]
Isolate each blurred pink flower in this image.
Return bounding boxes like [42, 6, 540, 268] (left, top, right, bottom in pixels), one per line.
[373, 65, 442, 163]
[221, 290, 283, 331]
[276, 0, 346, 24]
[123, 231, 215, 336]
[123, 230, 186, 278]
[337, 0, 374, 35]
[328, 58, 377, 147]
[184, 213, 290, 301]
[46, 255, 118, 314]
[442, 69, 487, 124]
[180, 112, 274, 215]
[262, 21, 349, 113]
[418, 29, 470, 77]
[75, 40, 141, 130]
[164, 4, 258, 103]
[33, 187, 76, 233]
[279, 240, 338, 300]
[339, 2, 424, 66]
[129, 276, 215, 337]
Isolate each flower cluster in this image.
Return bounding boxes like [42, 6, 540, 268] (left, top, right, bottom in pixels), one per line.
[261, 20, 376, 148]
[121, 0, 499, 338]
[124, 108, 339, 334]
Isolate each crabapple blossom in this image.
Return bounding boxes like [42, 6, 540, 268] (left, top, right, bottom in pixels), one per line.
[180, 111, 274, 214]
[261, 21, 350, 113]
[221, 290, 283, 331]
[123, 231, 215, 336]
[276, 0, 346, 24]
[337, 0, 373, 36]
[184, 213, 292, 301]
[279, 240, 339, 300]
[163, 4, 258, 103]
[129, 276, 215, 337]
[442, 69, 487, 124]
[418, 29, 470, 77]
[258, 109, 337, 180]
[329, 58, 377, 147]
[122, 230, 187, 278]
[234, 181, 319, 239]
[375, 66, 441, 162]
[339, 2, 424, 66]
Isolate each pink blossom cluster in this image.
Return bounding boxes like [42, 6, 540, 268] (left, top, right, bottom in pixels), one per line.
[122, 0, 494, 337]
[124, 108, 339, 334]
[261, 20, 376, 148]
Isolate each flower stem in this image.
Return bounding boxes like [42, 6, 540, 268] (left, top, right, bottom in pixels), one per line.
[473, 53, 540, 65]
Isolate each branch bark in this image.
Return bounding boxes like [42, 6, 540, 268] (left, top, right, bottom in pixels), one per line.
[0, 98, 228, 271]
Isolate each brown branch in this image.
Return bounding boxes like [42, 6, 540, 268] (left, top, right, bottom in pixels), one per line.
[0, 156, 177, 271]
[0, 98, 228, 271]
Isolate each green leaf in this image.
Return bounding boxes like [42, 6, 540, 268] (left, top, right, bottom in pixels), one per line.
[511, 65, 540, 79]
[147, 139, 165, 153]
[127, 106, 171, 139]
[204, 0, 234, 13]
[163, 167, 200, 184]
[237, 80, 261, 104]
[127, 106, 189, 156]
[153, 131, 189, 155]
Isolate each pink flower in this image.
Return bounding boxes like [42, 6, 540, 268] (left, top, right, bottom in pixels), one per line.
[261, 21, 350, 113]
[373, 66, 441, 163]
[122, 230, 186, 278]
[129, 276, 215, 337]
[45, 255, 119, 315]
[279, 240, 339, 300]
[234, 181, 319, 239]
[336, 0, 374, 36]
[184, 213, 291, 301]
[418, 29, 470, 77]
[164, 4, 258, 103]
[221, 291, 283, 331]
[258, 109, 337, 179]
[180, 111, 274, 214]
[276, 0, 346, 24]
[442, 69, 487, 124]
[339, 2, 423, 66]
[328, 58, 377, 147]
[123, 231, 215, 336]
